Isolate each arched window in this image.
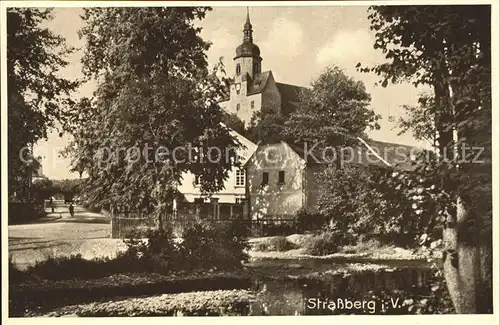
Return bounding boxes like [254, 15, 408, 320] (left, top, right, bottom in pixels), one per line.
[236, 64, 241, 75]
[253, 62, 260, 75]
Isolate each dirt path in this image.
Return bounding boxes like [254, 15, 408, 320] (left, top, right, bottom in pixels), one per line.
[8, 202, 126, 270]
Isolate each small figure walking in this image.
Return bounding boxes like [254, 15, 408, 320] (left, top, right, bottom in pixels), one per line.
[69, 202, 75, 218]
[49, 196, 54, 213]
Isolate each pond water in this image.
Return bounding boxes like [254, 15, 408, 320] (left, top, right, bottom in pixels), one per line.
[246, 258, 435, 315]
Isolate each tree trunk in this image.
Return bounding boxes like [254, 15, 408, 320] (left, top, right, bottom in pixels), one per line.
[442, 197, 492, 313]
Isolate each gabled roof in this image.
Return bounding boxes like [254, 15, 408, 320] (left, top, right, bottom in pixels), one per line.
[247, 71, 272, 95]
[275, 82, 308, 116]
[287, 138, 424, 171]
[220, 123, 257, 165]
[359, 139, 424, 171]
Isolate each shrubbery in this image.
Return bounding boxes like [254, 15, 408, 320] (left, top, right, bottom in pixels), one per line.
[250, 222, 297, 237]
[304, 231, 344, 255]
[178, 219, 249, 271]
[296, 208, 325, 232]
[254, 236, 297, 252]
[13, 218, 249, 282]
[124, 218, 249, 273]
[21, 251, 144, 281]
[316, 165, 438, 246]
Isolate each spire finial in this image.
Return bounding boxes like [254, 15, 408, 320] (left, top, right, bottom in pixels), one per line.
[243, 7, 253, 42]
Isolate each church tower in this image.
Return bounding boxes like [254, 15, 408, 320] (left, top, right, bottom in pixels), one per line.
[234, 8, 262, 82]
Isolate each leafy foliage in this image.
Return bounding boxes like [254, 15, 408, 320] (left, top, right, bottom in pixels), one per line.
[362, 5, 492, 313]
[68, 8, 238, 215]
[317, 165, 437, 243]
[246, 111, 288, 144]
[222, 112, 246, 135]
[242, 65, 379, 146]
[304, 231, 344, 256]
[124, 219, 249, 273]
[7, 8, 79, 199]
[283, 66, 380, 147]
[31, 178, 54, 200]
[254, 236, 297, 252]
[180, 218, 249, 270]
[22, 252, 143, 281]
[296, 208, 326, 232]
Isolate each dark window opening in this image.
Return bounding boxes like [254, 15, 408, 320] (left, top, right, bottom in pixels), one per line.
[236, 104, 240, 111]
[236, 64, 241, 75]
[278, 171, 285, 184]
[251, 101, 255, 109]
[253, 62, 260, 75]
[262, 172, 269, 185]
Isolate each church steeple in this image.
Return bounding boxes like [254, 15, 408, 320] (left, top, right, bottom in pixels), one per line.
[243, 7, 253, 43]
[234, 7, 262, 79]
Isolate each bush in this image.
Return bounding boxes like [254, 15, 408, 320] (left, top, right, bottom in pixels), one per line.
[13, 219, 249, 283]
[23, 251, 144, 280]
[296, 208, 325, 232]
[124, 226, 182, 273]
[341, 237, 383, 254]
[251, 221, 297, 237]
[124, 218, 249, 273]
[304, 231, 344, 255]
[8, 201, 45, 224]
[254, 236, 297, 252]
[180, 219, 249, 271]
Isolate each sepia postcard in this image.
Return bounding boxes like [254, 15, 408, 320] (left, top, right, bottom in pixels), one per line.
[1, 1, 498, 323]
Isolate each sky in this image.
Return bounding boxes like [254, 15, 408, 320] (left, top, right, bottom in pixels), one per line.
[34, 5, 430, 180]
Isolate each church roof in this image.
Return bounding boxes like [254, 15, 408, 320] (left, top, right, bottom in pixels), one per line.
[235, 42, 261, 60]
[247, 71, 272, 95]
[276, 82, 308, 116]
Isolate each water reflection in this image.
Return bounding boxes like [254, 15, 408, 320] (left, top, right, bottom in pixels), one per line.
[247, 260, 433, 315]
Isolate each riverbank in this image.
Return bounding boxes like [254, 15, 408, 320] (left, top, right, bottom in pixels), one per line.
[13, 262, 453, 316]
[248, 234, 437, 262]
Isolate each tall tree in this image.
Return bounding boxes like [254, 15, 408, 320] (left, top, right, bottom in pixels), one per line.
[246, 110, 287, 144]
[69, 8, 237, 220]
[283, 66, 380, 147]
[363, 5, 492, 313]
[7, 8, 79, 200]
[222, 112, 246, 136]
[391, 94, 439, 147]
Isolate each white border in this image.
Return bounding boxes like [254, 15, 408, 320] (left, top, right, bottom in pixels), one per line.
[1, 1, 498, 325]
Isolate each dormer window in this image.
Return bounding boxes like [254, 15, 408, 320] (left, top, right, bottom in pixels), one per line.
[236, 64, 241, 75]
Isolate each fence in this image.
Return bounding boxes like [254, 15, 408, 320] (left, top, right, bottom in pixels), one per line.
[110, 209, 299, 239]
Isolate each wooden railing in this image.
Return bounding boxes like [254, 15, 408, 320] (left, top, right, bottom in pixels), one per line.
[110, 209, 299, 238]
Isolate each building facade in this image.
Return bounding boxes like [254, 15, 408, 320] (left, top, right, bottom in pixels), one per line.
[246, 139, 420, 220]
[245, 141, 322, 220]
[218, 9, 307, 126]
[175, 127, 257, 220]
